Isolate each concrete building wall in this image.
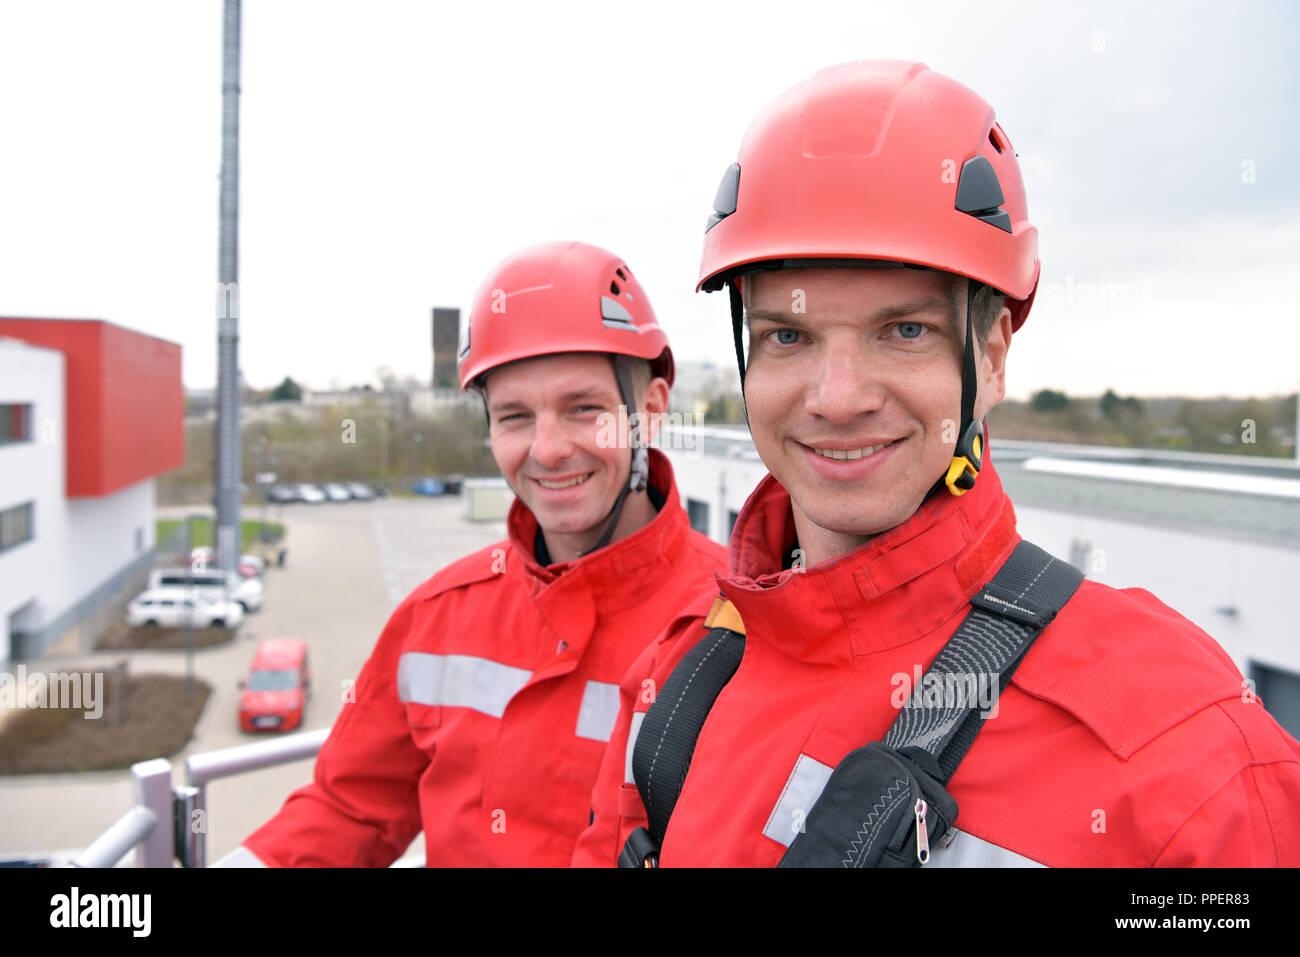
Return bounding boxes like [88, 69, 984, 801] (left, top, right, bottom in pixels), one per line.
[0, 337, 161, 661]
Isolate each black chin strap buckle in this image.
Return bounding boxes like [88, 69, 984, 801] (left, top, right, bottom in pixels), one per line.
[944, 419, 985, 496]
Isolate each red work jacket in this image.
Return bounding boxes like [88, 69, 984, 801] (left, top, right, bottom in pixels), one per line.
[237, 450, 727, 866]
[574, 456, 1300, 866]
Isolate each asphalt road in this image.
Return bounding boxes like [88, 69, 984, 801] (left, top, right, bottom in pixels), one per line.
[0, 495, 507, 865]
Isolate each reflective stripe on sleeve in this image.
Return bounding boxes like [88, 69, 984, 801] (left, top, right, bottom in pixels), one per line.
[762, 753, 834, 848]
[212, 845, 269, 868]
[575, 680, 621, 741]
[397, 652, 531, 719]
[624, 711, 647, 784]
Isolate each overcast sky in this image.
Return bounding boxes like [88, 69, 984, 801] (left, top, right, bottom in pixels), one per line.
[1, 0, 1296, 400]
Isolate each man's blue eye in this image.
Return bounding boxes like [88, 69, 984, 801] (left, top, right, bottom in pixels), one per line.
[898, 322, 924, 339]
[772, 329, 800, 345]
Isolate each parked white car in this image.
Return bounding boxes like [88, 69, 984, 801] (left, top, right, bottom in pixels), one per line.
[296, 483, 326, 504]
[127, 589, 245, 629]
[322, 483, 351, 502]
[148, 567, 265, 612]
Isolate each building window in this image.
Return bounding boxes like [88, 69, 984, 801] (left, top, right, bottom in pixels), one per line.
[686, 498, 710, 537]
[728, 510, 741, 540]
[1249, 661, 1300, 741]
[0, 404, 32, 445]
[0, 502, 34, 553]
[135, 527, 144, 553]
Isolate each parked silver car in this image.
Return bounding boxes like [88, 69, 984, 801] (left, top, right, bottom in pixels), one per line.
[322, 483, 352, 502]
[296, 483, 327, 504]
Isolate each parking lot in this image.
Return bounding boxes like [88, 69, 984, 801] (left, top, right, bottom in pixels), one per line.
[0, 495, 507, 864]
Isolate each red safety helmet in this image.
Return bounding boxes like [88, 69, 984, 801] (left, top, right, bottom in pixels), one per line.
[459, 240, 674, 392]
[698, 59, 1038, 328]
[697, 60, 1037, 496]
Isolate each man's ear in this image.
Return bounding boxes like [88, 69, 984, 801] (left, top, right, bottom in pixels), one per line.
[640, 376, 671, 444]
[977, 307, 1013, 419]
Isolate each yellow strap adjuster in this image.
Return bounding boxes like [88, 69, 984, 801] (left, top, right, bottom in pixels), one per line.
[704, 596, 746, 635]
[945, 423, 984, 496]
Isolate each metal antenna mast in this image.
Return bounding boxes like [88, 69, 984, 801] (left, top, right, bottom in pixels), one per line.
[214, 0, 242, 573]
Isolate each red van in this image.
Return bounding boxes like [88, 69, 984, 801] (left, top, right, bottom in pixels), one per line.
[238, 638, 311, 732]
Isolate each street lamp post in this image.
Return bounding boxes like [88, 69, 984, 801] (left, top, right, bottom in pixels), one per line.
[256, 436, 269, 536]
[254, 436, 276, 549]
[184, 512, 207, 696]
[412, 432, 424, 487]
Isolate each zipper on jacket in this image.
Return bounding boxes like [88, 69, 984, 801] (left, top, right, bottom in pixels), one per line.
[914, 798, 930, 864]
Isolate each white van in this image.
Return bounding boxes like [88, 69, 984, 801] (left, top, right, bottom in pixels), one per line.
[127, 588, 245, 629]
[148, 567, 264, 612]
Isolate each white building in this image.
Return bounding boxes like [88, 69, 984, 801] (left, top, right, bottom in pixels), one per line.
[0, 320, 184, 661]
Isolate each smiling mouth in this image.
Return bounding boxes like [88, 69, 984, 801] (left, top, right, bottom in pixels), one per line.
[808, 440, 900, 461]
[534, 473, 594, 490]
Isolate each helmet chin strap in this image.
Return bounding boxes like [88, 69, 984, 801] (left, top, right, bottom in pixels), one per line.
[729, 280, 750, 429]
[928, 278, 985, 501]
[580, 355, 649, 557]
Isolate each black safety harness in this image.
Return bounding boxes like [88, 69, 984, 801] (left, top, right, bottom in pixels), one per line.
[618, 539, 1083, 868]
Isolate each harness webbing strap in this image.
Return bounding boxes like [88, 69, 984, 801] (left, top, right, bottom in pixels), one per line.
[631, 618, 746, 850]
[883, 541, 1083, 782]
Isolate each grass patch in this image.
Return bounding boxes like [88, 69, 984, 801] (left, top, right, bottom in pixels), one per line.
[0, 673, 212, 774]
[156, 518, 284, 551]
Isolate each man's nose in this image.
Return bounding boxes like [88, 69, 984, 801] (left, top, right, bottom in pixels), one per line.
[806, 346, 886, 422]
[530, 413, 577, 469]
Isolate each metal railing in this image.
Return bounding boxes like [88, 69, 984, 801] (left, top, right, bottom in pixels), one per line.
[67, 728, 328, 868]
[181, 728, 328, 867]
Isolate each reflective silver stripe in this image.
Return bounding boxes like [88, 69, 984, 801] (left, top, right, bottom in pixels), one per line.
[928, 829, 1047, 868]
[576, 680, 621, 742]
[759, 748, 1050, 865]
[211, 845, 269, 868]
[624, 711, 647, 784]
[762, 754, 834, 848]
[397, 652, 531, 719]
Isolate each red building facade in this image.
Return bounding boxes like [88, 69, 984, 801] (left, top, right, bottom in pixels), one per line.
[0, 318, 183, 496]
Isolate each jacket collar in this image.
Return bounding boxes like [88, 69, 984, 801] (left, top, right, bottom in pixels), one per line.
[508, 448, 692, 640]
[720, 449, 1019, 666]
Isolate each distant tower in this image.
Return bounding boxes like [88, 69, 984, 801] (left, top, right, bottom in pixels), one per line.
[432, 308, 460, 390]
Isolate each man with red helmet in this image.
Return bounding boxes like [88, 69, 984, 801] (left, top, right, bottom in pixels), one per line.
[575, 62, 1300, 867]
[218, 241, 726, 866]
